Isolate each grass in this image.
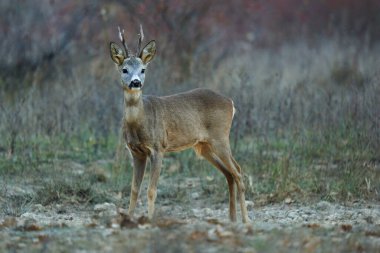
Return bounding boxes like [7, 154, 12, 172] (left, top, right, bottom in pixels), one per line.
[0, 120, 380, 213]
[0, 132, 132, 215]
[0, 124, 378, 253]
[1, 37, 378, 212]
[235, 125, 379, 203]
[0, 121, 379, 216]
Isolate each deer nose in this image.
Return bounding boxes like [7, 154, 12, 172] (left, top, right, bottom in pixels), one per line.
[129, 79, 142, 89]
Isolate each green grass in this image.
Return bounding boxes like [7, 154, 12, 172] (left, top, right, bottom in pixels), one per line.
[0, 124, 379, 215]
[0, 131, 132, 215]
[232, 125, 379, 203]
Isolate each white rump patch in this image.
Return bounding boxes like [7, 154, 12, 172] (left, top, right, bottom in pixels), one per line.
[232, 100, 236, 118]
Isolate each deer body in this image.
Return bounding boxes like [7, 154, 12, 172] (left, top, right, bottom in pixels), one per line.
[124, 88, 233, 153]
[110, 27, 250, 223]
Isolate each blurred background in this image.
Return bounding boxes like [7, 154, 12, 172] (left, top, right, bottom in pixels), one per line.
[1, 0, 379, 203]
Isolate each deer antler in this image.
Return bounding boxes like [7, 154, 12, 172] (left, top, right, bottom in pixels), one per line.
[136, 24, 144, 56]
[118, 26, 130, 57]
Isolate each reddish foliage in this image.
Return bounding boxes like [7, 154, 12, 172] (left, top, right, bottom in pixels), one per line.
[0, 0, 379, 88]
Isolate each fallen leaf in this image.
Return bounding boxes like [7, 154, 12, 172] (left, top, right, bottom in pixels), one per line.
[244, 224, 254, 235]
[0, 217, 17, 228]
[37, 234, 50, 243]
[156, 218, 186, 228]
[118, 213, 138, 229]
[24, 223, 43, 231]
[305, 223, 320, 229]
[189, 231, 208, 241]
[206, 218, 224, 226]
[86, 222, 98, 228]
[365, 230, 380, 237]
[137, 216, 150, 225]
[303, 237, 321, 252]
[340, 224, 352, 232]
[355, 242, 364, 252]
[215, 225, 234, 238]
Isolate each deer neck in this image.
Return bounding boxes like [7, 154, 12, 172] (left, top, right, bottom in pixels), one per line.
[123, 89, 144, 124]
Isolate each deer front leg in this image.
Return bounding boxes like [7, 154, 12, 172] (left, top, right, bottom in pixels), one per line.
[147, 152, 163, 220]
[128, 155, 147, 217]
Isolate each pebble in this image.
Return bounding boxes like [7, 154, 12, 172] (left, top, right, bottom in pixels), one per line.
[6, 197, 380, 230]
[315, 201, 332, 211]
[246, 201, 255, 210]
[94, 202, 117, 217]
[191, 192, 200, 199]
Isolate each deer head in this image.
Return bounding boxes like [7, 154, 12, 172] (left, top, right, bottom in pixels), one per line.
[109, 26, 156, 91]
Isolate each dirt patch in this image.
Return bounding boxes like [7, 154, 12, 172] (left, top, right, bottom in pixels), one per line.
[1, 198, 380, 253]
[1, 174, 380, 252]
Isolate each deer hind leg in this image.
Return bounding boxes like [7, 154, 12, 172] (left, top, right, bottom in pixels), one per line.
[195, 142, 237, 222]
[147, 152, 163, 220]
[230, 155, 242, 173]
[128, 155, 147, 217]
[211, 141, 251, 223]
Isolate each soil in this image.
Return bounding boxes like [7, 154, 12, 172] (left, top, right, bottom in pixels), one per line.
[1, 177, 380, 253]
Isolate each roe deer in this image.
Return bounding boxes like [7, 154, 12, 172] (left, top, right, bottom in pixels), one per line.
[109, 26, 250, 223]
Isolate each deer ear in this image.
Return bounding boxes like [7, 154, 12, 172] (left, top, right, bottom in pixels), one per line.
[140, 40, 156, 64]
[110, 42, 125, 65]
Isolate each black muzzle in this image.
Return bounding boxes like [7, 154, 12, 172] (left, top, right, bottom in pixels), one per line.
[129, 80, 142, 89]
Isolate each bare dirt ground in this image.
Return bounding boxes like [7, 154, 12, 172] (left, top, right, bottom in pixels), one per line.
[1, 177, 380, 253]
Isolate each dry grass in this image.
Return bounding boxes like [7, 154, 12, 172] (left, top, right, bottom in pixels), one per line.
[0, 37, 379, 210]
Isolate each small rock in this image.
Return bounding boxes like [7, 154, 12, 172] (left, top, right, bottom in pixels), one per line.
[207, 228, 219, 241]
[94, 202, 116, 212]
[284, 197, 293, 204]
[94, 203, 117, 217]
[206, 176, 214, 181]
[203, 208, 213, 216]
[191, 192, 200, 199]
[117, 208, 128, 215]
[33, 204, 45, 212]
[101, 228, 114, 237]
[92, 167, 111, 182]
[192, 209, 202, 218]
[364, 216, 374, 224]
[167, 161, 180, 173]
[61, 161, 85, 174]
[18, 243, 27, 248]
[316, 201, 332, 211]
[246, 201, 255, 210]
[21, 212, 38, 220]
[110, 222, 120, 229]
[288, 212, 297, 219]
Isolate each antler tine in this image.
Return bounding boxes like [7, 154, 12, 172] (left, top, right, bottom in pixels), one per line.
[136, 24, 144, 56]
[118, 26, 130, 57]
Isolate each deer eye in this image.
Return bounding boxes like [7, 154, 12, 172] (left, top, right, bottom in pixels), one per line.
[122, 69, 128, 74]
[141, 69, 145, 74]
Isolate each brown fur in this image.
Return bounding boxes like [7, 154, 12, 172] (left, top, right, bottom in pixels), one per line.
[110, 32, 250, 223]
[123, 88, 250, 223]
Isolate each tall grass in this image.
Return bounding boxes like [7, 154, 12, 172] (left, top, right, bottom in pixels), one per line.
[0, 37, 379, 208]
